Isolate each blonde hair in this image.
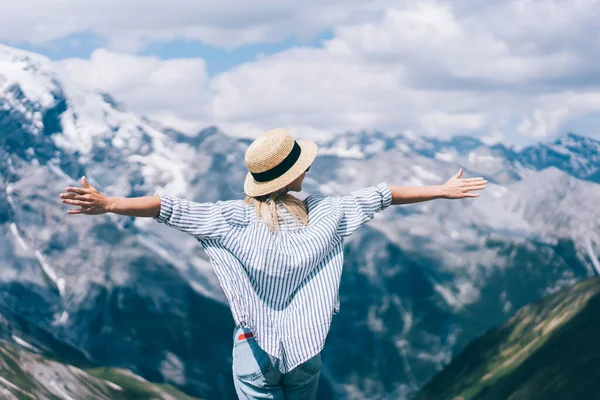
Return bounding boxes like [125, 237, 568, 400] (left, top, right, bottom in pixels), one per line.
[244, 188, 308, 231]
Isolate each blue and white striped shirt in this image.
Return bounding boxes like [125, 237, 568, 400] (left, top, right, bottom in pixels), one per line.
[154, 183, 393, 372]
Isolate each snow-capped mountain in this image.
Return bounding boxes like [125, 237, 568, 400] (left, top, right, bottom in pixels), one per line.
[317, 129, 600, 185]
[1, 43, 599, 399]
[1, 44, 245, 399]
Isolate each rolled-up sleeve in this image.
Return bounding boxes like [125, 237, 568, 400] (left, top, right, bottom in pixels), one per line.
[153, 194, 231, 241]
[335, 183, 393, 237]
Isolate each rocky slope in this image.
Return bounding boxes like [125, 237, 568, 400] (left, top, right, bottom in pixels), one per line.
[415, 276, 600, 400]
[0, 303, 202, 399]
[0, 339, 202, 400]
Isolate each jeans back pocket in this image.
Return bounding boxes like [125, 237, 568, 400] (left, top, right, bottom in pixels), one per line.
[296, 353, 322, 375]
[233, 329, 273, 381]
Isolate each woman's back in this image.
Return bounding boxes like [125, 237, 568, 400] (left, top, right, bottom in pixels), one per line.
[153, 183, 393, 372]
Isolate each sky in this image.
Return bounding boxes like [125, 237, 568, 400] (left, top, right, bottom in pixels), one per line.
[2, 0, 600, 147]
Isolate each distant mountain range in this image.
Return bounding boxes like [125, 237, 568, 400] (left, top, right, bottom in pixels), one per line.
[415, 276, 600, 400]
[1, 43, 599, 399]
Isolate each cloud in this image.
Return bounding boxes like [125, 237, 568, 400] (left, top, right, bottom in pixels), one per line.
[57, 49, 211, 131]
[334, 2, 590, 86]
[43, 0, 600, 144]
[1, 0, 399, 51]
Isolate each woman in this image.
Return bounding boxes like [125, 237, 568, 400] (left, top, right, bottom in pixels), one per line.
[60, 128, 486, 399]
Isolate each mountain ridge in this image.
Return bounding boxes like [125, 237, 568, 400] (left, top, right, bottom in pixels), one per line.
[415, 276, 600, 400]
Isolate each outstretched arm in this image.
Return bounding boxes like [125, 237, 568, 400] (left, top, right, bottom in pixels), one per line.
[390, 168, 487, 205]
[60, 177, 231, 241]
[60, 176, 160, 217]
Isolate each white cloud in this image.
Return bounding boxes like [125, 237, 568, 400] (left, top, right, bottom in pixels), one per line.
[420, 112, 487, 135]
[1, 0, 400, 51]
[30, 0, 600, 143]
[517, 107, 571, 138]
[57, 49, 212, 131]
[335, 3, 588, 85]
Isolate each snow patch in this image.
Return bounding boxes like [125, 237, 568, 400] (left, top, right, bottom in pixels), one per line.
[59, 311, 69, 324]
[585, 236, 600, 275]
[48, 381, 77, 400]
[0, 44, 58, 108]
[188, 281, 222, 303]
[0, 376, 21, 392]
[392, 296, 413, 336]
[548, 144, 572, 156]
[6, 194, 16, 210]
[367, 305, 385, 333]
[112, 136, 125, 148]
[455, 279, 480, 305]
[52, 311, 70, 327]
[363, 139, 386, 154]
[34, 250, 65, 296]
[433, 282, 464, 311]
[11, 336, 39, 352]
[393, 339, 419, 391]
[9, 223, 28, 251]
[104, 380, 124, 391]
[500, 291, 512, 313]
[319, 138, 365, 159]
[467, 151, 499, 167]
[395, 141, 411, 153]
[160, 351, 186, 386]
[7, 158, 17, 174]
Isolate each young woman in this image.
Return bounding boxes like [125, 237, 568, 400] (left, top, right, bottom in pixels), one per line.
[60, 128, 486, 399]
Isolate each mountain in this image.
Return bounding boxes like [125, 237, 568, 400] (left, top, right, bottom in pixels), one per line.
[317, 130, 600, 185]
[1, 42, 599, 399]
[414, 276, 600, 400]
[0, 302, 202, 399]
[0, 43, 243, 399]
[319, 167, 599, 398]
[519, 132, 600, 183]
[0, 339, 203, 399]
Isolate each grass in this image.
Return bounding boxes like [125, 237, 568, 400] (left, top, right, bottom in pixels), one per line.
[414, 277, 600, 400]
[87, 367, 202, 400]
[0, 339, 203, 400]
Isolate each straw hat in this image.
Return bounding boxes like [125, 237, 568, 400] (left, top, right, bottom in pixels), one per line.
[244, 128, 318, 197]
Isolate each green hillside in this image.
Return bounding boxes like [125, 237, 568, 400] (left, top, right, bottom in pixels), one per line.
[415, 277, 600, 400]
[0, 339, 202, 400]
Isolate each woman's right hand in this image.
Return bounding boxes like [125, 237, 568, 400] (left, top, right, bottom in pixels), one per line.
[60, 176, 113, 215]
[441, 168, 487, 199]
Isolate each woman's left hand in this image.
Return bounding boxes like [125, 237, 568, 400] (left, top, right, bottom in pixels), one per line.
[441, 169, 487, 199]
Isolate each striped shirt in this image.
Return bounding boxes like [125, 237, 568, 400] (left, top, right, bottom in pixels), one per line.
[153, 182, 393, 372]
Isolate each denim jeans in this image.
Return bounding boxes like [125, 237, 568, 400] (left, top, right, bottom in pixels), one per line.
[232, 326, 321, 399]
